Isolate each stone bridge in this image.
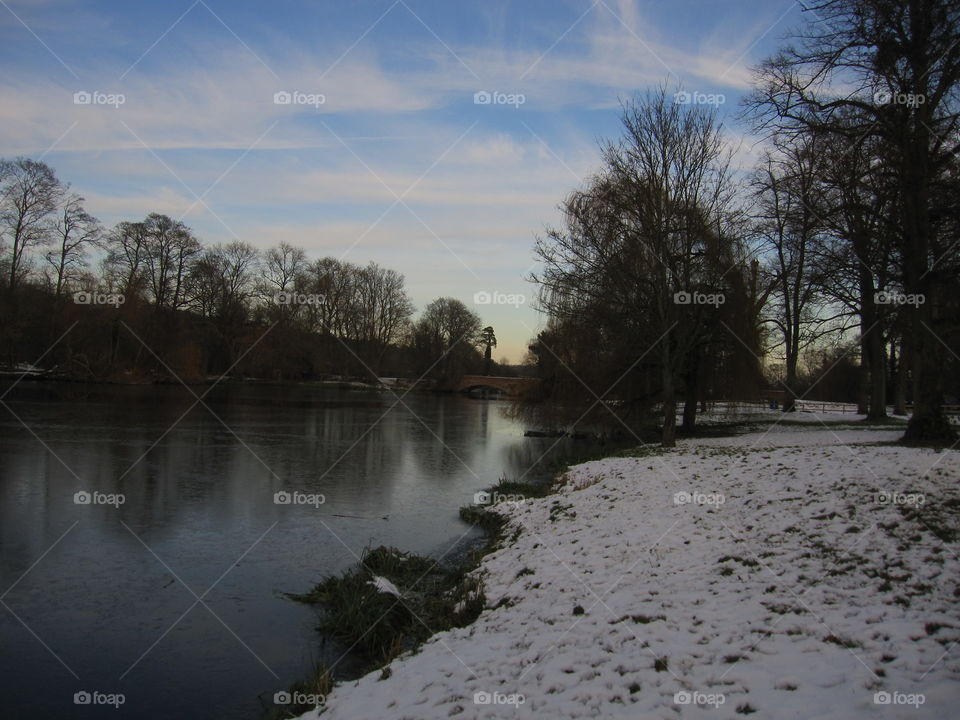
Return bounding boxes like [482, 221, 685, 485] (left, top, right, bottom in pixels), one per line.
[456, 375, 540, 396]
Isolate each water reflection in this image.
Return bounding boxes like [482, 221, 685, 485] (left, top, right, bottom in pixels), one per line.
[0, 382, 605, 720]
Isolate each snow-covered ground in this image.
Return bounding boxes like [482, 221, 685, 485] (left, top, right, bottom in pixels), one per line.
[301, 419, 959, 719]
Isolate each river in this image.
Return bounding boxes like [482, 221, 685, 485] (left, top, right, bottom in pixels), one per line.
[0, 381, 603, 719]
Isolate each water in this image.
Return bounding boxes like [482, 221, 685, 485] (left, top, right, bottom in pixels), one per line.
[0, 382, 601, 719]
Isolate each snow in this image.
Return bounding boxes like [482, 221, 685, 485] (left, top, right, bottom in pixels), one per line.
[368, 576, 402, 597]
[298, 420, 959, 719]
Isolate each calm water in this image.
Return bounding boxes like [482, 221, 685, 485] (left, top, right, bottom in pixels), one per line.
[0, 382, 598, 720]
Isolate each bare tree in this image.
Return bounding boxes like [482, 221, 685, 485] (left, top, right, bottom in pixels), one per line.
[533, 88, 741, 446]
[104, 221, 149, 300]
[142, 213, 201, 309]
[411, 297, 482, 385]
[0, 158, 63, 290]
[752, 134, 851, 411]
[746, 0, 960, 442]
[46, 194, 102, 297]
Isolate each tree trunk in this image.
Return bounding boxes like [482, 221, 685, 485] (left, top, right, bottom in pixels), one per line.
[782, 347, 798, 413]
[892, 337, 908, 416]
[661, 342, 676, 447]
[866, 326, 886, 420]
[901, 127, 955, 444]
[681, 350, 699, 432]
[859, 285, 886, 420]
[856, 343, 869, 415]
[662, 373, 677, 447]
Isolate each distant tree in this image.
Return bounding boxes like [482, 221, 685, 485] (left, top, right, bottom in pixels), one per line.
[752, 133, 851, 411]
[0, 158, 63, 290]
[46, 194, 102, 298]
[479, 326, 497, 376]
[411, 297, 482, 385]
[187, 241, 259, 369]
[259, 241, 308, 326]
[142, 213, 201, 309]
[104, 220, 149, 300]
[353, 262, 414, 374]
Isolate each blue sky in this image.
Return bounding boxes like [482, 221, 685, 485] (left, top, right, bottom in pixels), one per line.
[1, 0, 805, 360]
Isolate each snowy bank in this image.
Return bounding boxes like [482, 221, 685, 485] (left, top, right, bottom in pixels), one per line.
[299, 422, 959, 719]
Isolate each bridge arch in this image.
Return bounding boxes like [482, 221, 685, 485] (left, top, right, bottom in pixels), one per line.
[455, 375, 540, 397]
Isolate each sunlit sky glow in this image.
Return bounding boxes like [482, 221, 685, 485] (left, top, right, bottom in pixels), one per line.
[0, 0, 805, 360]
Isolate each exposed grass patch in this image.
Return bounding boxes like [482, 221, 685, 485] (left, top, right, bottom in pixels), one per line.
[291, 546, 485, 672]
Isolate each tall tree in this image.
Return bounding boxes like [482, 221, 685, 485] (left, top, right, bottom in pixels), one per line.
[747, 0, 960, 442]
[142, 213, 201, 309]
[534, 88, 742, 446]
[46, 194, 102, 297]
[0, 158, 62, 290]
[752, 133, 850, 411]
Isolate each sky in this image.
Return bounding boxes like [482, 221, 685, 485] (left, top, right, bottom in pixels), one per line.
[0, 0, 808, 362]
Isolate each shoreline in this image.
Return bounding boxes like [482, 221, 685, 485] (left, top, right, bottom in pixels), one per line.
[288, 412, 958, 719]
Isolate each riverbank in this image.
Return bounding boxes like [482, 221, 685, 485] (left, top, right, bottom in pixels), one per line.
[295, 412, 959, 719]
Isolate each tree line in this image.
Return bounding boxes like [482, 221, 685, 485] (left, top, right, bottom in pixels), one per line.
[0, 162, 499, 386]
[526, 0, 960, 446]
